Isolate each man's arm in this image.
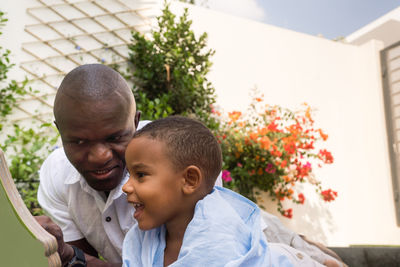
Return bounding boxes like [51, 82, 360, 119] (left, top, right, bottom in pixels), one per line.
[35, 216, 120, 267]
[260, 210, 344, 266]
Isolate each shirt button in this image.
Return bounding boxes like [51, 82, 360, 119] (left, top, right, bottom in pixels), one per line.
[105, 216, 112, 222]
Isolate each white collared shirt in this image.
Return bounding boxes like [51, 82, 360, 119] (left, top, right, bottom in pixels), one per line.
[38, 147, 135, 263]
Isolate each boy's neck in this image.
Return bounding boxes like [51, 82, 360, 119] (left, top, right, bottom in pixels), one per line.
[163, 208, 195, 266]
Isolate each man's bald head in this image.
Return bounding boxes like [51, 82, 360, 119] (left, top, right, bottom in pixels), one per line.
[54, 64, 135, 122]
[53, 64, 140, 192]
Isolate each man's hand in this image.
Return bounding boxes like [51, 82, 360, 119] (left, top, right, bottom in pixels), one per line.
[35, 216, 121, 267]
[324, 258, 345, 267]
[35, 215, 74, 265]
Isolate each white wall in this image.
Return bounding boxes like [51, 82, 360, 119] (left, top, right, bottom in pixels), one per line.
[1, 0, 399, 246]
[171, 2, 399, 246]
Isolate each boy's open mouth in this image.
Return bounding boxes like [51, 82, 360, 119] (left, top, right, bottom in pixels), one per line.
[132, 202, 144, 219]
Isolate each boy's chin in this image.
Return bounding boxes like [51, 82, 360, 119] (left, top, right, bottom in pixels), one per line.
[137, 221, 160, 231]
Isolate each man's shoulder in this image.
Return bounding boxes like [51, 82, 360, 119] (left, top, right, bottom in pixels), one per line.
[42, 147, 70, 170]
[40, 147, 78, 185]
[137, 120, 151, 130]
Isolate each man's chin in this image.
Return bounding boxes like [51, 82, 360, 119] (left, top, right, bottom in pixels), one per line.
[84, 169, 124, 192]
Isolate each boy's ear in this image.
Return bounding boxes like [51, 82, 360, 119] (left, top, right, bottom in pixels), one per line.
[182, 165, 203, 195]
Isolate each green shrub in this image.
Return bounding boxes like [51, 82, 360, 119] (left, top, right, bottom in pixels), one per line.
[127, 2, 216, 118]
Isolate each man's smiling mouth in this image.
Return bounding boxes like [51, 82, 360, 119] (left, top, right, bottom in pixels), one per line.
[89, 166, 119, 179]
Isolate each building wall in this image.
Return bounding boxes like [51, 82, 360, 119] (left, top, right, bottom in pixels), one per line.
[171, 2, 399, 246]
[1, 0, 399, 246]
[346, 6, 400, 48]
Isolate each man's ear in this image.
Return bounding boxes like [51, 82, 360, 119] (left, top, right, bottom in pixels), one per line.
[182, 165, 203, 195]
[134, 111, 141, 129]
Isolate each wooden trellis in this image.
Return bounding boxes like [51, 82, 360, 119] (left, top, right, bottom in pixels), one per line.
[13, 0, 156, 125]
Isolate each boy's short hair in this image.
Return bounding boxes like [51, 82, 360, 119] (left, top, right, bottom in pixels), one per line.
[133, 116, 222, 189]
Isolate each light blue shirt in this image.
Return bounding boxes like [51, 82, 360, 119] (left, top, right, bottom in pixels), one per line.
[122, 186, 293, 266]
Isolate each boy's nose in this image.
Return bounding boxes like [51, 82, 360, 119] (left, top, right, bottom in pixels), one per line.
[122, 177, 135, 194]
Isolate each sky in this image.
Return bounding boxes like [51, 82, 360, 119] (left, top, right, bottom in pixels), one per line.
[206, 0, 400, 39]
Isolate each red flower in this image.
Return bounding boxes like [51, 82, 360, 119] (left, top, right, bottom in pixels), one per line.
[321, 189, 337, 202]
[296, 162, 311, 179]
[298, 193, 305, 204]
[319, 149, 334, 164]
[284, 142, 296, 155]
[222, 170, 232, 182]
[265, 163, 276, 174]
[283, 208, 293, 219]
[270, 145, 282, 157]
[268, 121, 279, 132]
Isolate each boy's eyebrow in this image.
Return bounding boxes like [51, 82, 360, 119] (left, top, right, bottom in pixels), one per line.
[129, 163, 149, 169]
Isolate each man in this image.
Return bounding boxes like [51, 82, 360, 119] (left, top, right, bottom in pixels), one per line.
[37, 64, 342, 267]
[37, 63, 142, 266]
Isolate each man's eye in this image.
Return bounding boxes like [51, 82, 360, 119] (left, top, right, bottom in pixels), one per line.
[75, 140, 85, 145]
[109, 135, 122, 142]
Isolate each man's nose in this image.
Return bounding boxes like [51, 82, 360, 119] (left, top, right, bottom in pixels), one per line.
[88, 143, 112, 165]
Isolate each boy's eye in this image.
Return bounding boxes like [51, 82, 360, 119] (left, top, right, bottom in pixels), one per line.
[136, 172, 146, 179]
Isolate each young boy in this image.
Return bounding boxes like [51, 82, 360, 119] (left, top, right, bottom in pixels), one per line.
[121, 116, 325, 266]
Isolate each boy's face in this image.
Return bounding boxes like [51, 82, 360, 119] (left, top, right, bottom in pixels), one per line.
[122, 136, 186, 230]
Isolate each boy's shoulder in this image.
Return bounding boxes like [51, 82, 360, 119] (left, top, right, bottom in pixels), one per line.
[210, 186, 260, 225]
[186, 186, 261, 242]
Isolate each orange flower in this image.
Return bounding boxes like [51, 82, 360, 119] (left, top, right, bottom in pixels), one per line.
[259, 136, 272, 150]
[270, 145, 282, 157]
[244, 137, 251, 145]
[280, 160, 287, 168]
[283, 175, 291, 182]
[228, 111, 242, 122]
[257, 127, 268, 136]
[287, 188, 294, 196]
[305, 105, 314, 123]
[250, 132, 258, 141]
[318, 129, 328, 141]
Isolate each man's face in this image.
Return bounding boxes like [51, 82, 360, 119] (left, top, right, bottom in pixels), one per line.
[122, 136, 185, 230]
[56, 97, 137, 192]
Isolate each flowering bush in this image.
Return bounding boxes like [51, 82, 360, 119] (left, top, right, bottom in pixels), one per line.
[214, 93, 337, 218]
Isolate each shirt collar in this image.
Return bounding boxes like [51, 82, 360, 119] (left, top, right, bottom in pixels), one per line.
[62, 148, 82, 185]
[64, 163, 129, 201]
